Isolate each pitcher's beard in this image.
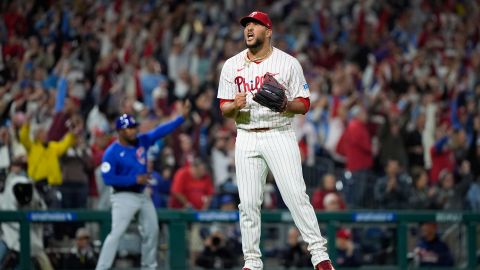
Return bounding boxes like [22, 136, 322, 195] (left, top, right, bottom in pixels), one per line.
[245, 38, 263, 50]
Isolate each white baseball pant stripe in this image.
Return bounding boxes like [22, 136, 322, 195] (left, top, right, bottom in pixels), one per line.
[236, 127, 329, 270]
[96, 192, 159, 270]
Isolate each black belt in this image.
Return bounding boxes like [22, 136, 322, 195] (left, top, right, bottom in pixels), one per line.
[249, 127, 271, 132]
[112, 187, 142, 193]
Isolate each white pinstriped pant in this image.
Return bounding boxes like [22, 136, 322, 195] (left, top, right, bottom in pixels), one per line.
[235, 126, 330, 270]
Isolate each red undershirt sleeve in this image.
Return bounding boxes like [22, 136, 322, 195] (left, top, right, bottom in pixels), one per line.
[296, 97, 310, 113]
[219, 99, 234, 109]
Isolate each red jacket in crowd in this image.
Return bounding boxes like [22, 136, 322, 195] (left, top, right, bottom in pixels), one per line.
[337, 119, 373, 172]
[169, 165, 214, 210]
[429, 146, 455, 185]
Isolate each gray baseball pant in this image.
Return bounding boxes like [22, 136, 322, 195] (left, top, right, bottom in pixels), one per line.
[96, 192, 159, 270]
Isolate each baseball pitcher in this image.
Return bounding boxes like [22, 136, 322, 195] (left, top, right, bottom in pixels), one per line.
[217, 10, 334, 270]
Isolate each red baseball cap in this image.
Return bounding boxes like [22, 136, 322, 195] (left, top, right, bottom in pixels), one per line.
[336, 229, 352, 239]
[240, 11, 272, 29]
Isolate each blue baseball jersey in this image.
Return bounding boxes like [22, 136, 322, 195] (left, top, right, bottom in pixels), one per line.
[100, 116, 184, 191]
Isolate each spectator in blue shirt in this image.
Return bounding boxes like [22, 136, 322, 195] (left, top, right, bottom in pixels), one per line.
[414, 222, 454, 267]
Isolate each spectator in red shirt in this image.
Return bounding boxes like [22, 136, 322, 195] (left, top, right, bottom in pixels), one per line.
[312, 173, 346, 210]
[337, 105, 373, 171]
[169, 158, 215, 210]
[2, 33, 24, 60]
[336, 105, 375, 208]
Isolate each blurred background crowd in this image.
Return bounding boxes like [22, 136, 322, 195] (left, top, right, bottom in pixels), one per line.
[1, 0, 480, 269]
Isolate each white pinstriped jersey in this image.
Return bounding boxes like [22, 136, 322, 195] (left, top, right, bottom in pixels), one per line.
[217, 47, 310, 130]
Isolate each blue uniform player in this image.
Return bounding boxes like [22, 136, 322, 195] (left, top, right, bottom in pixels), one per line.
[96, 102, 190, 270]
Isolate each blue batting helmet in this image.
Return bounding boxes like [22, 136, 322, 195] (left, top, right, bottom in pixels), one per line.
[116, 114, 139, 130]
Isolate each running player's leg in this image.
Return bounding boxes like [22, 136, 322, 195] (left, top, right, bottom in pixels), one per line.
[138, 194, 159, 270]
[96, 193, 141, 270]
[260, 129, 330, 266]
[235, 130, 268, 270]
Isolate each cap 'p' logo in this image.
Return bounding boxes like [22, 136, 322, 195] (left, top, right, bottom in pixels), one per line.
[251, 12, 257, 16]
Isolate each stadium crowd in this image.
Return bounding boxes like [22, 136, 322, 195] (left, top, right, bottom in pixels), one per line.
[1, 0, 480, 269]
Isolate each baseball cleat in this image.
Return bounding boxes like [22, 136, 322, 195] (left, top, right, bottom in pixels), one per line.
[316, 260, 335, 270]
